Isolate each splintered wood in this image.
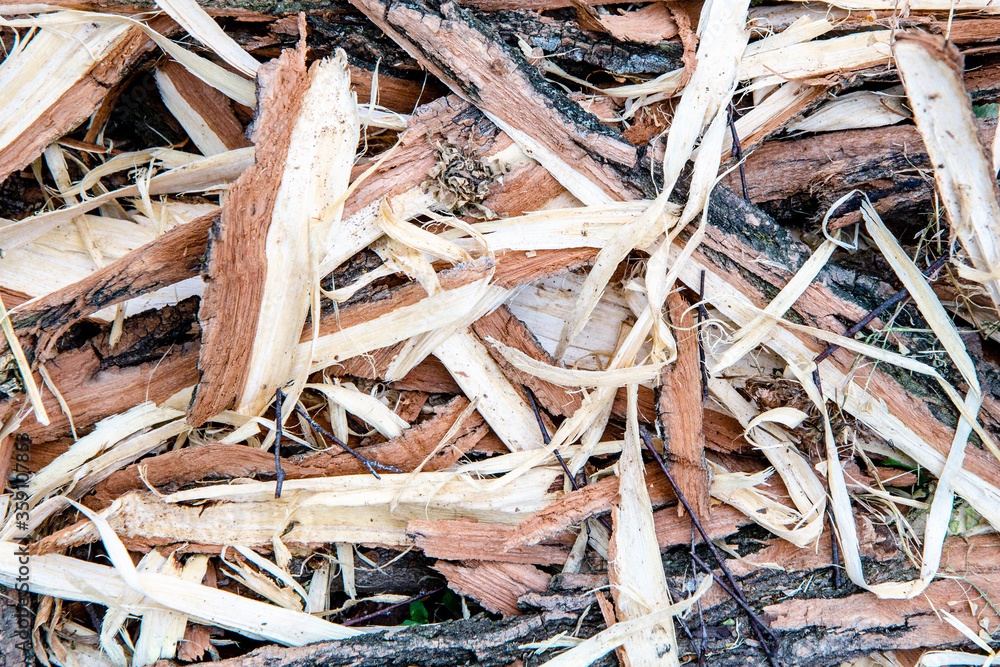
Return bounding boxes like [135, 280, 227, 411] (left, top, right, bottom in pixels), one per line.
[1, 3, 1000, 667]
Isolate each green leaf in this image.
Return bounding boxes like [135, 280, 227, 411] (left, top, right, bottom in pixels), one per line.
[442, 590, 461, 616]
[973, 103, 999, 118]
[409, 599, 429, 625]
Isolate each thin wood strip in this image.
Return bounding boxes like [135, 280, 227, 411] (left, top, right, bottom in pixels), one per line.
[658, 291, 710, 520]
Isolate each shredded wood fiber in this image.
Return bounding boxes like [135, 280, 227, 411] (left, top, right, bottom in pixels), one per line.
[0, 3, 999, 667]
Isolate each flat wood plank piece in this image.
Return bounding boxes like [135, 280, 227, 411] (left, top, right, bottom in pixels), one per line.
[346, 0, 639, 201]
[433, 560, 551, 616]
[190, 43, 311, 425]
[658, 291, 710, 520]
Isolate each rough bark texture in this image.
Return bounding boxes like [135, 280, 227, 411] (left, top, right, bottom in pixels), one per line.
[11, 211, 215, 361]
[347, 0, 642, 200]
[658, 290, 709, 522]
[721, 119, 997, 229]
[477, 8, 683, 75]
[0, 585, 31, 667]
[190, 44, 310, 425]
[161, 528, 1000, 667]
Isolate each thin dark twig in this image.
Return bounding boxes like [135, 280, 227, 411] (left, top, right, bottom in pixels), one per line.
[826, 507, 842, 589]
[274, 387, 286, 499]
[814, 254, 948, 367]
[83, 601, 103, 633]
[810, 254, 948, 401]
[688, 550, 779, 639]
[667, 582, 701, 661]
[295, 403, 402, 476]
[640, 425, 782, 667]
[696, 597, 708, 667]
[670, 579, 706, 666]
[727, 103, 750, 203]
[524, 386, 614, 534]
[698, 270, 709, 403]
[342, 586, 445, 626]
[277, 389, 402, 483]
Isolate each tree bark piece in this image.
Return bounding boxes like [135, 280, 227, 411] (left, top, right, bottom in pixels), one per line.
[408, 520, 574, 565]
[170, 610, 614, 667]
[177, 527, 1000, 667]
[658, 291, 709, 521]
[12, 298, 201, 452]
[190, 42, 311, 424]
[503, 461, 675, 551]
[346, 0, 640, 201]
[85, 395, 487, 509]
[479, 7, 683, 74]
[192, 40, 360, 422]
[695, 188, 1000, 505]
[433, 560, 551, 616]
[720, 118, 996, 229]
[11, 212, 215, 361]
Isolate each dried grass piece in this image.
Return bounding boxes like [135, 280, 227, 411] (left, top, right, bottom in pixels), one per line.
[4, 10, 255, 106]
[894, 32, 1000, 316]
[788, 89, 909, 134]
[487, 336, 664, 388]
[740, 29, 893, 88]
[710, 235, 838, 374]
[38, 466, 564, 552]
[292, 275, 496, 377]
[708, 378, 825, 547]
[0, 294, 47, 427]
